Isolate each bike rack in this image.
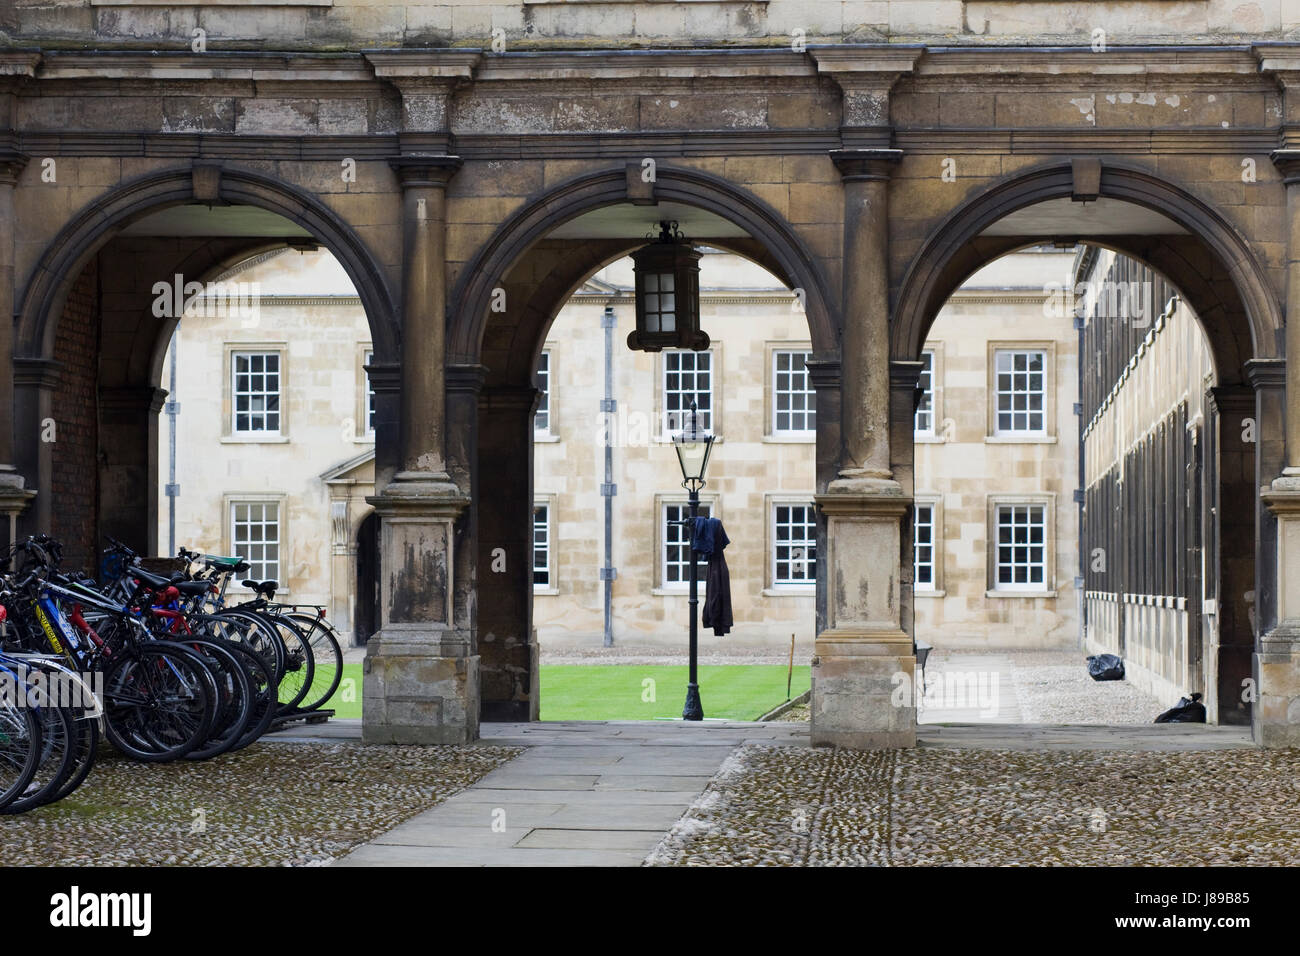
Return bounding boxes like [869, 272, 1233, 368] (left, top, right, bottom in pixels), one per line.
[270, 707, 336, 729]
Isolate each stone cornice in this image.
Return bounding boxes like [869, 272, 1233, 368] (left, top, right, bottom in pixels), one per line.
[390, 155, 462, 187]
[36, 51, 378, 86]
[924, 45, 1263, 78]
[807, 45, 922, 86]
[830, 147, 902, 181]
[364, 50, 482, 85]
[474, 48, 816, 83]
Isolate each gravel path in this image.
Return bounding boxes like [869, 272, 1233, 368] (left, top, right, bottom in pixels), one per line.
[647, 744, 1300, 866]
[772, 649, 1168, 724]
[1002, 650, 1169, 724]
[0, 741, 520, 866]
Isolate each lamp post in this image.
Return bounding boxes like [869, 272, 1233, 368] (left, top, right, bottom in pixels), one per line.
[672, 400, 714, 721]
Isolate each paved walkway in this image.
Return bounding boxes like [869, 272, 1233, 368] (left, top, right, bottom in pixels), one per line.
[274, 717, 1257, 866]
[332, 720, 808, 867]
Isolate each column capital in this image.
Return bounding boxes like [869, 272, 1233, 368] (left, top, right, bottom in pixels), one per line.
[13, 357, 60, 390]
[0, 150, 28, 187]
[365, 361, 401, 395]
[830, 148, 903, 182]
[480, 383, 539, 414]
[804, 356, 841, 390]
[446, 363, 488, 395]
[390, 156, 463, 189]
[1245, 357, 1287, 390]
[1271, 149, 1300, 184]
[889, 358, 925, 391]
[1207, 383, 1254, 417]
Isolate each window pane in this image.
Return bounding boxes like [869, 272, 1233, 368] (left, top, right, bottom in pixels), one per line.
[232, 351, 283, 434]
[773, 503, 817, 584]
[772, 350, 815, 434]
[664, 502, 712, 585]
[993, 350, 1047, 435]
[665, 351, 714, 434]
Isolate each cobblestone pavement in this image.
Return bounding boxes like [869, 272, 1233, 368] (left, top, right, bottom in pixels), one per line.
[647, 744, 1300, 866]
[0, 740, 519, 866]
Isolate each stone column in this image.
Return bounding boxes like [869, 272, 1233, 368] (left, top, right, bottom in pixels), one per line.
[362, 157, 476, 745]
[1257, 149, 1300, 745]
[810, 148, 915, 750]
[829, 149, 902, 486]
[477, 384, 541, 722]
[1206, 385, 1256, 726]
[0, 153, 35, 543]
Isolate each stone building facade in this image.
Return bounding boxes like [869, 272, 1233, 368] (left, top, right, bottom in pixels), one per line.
[914, 248, 1080, 648]
[5, 3, 1300, 748]
[1077, 247, 1232, 717]
[155, 247, 378, 636]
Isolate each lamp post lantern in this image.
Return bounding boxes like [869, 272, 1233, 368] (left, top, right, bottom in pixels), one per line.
[628, 220, 707, 353]
[672, 400, 715, 721]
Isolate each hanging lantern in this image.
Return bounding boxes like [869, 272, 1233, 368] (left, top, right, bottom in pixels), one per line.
[627, 220, 707, 352]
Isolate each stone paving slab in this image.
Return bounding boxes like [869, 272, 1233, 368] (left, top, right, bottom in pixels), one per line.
[335, 721, 808, 867]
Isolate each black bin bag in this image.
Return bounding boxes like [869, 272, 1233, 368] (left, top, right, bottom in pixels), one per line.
[1086, 653, 1125, 681]
[1155, 692, 1206, 724]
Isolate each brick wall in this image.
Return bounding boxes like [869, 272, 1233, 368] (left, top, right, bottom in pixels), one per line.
[51, 258, 99, 572]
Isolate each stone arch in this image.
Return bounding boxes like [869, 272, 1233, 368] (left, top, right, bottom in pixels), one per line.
[448, 164, 837, 367]
[15, 164, 399, 365]
[892, 162, 1283, 384]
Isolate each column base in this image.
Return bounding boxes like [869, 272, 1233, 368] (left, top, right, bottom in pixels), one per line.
[810, 630, 916, 749]
[361, 627, 480, 745]
[1253, 621, 1300, 748]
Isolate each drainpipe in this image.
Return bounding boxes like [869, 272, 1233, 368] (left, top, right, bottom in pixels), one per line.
[600, 304, 618, 647]
[165, 325, 181, 556]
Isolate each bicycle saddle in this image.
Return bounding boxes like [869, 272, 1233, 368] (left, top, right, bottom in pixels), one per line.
[241, 579, 278, 598]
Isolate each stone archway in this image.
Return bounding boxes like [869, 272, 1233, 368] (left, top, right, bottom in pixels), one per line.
[11, 163, 400, 558]
[885, 161, 1286, 734]
[446, 165, 838, 723]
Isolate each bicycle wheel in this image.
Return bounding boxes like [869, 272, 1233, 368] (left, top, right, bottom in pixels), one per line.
[49, 716, 99, 804]
[224, 641, 277, 751]
[102, 644, 213, 762]
[180, 638, 254, 761]
[210, 610, 286, 685]
[0, 701, 41, 811]
[270, 616, 314, 714]
[3, 703, 77, 814]
[286, 613, 343, 713]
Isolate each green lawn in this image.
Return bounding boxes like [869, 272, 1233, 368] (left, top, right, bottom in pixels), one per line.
[321, 663, 809, 722]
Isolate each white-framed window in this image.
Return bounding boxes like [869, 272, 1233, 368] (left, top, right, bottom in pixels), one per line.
[662, 501, 711, 588]
[232, 351, 281, 434]
[535, 350, 552, 436]
[914, 503, 936, 591]
[664, 350, 713, 434]
[915, 350, 935, 436]
[772, 350, 815, 435]
[533, 503, 551, 589]
[993, 349, 1047, 435]
[772, 502, 817, 585]
[994, 503, 1048, 590]
[231, 500, 281, 583]
[363, 348, 375, 437]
